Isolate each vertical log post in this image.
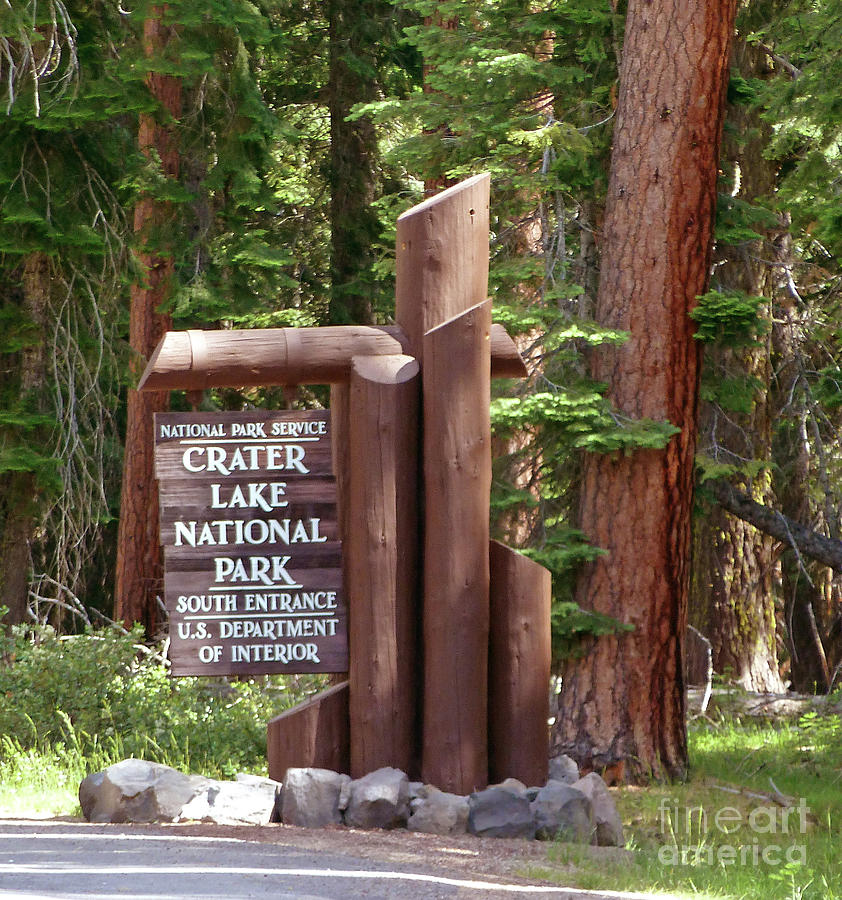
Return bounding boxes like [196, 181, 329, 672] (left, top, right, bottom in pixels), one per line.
[421, 299, 492, 793]
[395, 174, 490, 352]
[394, 175, 493, 795]
[488, 540, 552, 786]
[347, 354, 421, 777]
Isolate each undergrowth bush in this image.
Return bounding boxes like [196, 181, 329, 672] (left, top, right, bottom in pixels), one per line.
[0, 624, 324, 777]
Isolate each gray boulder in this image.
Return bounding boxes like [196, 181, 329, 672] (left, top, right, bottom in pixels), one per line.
[235, 773, 283, 822]
[548, 754, 580, 785]
[344, 767, 410, 830]
[468, 785, 535, 839]
[493, 777, 528, 795]
[281, 767, 350, 828]
[407, 787, 469, 835]
[79, 758, 207, 824]
[530, 781, 593, 842]
[178, 778, 279, 825]
[571, 772, 624, 847]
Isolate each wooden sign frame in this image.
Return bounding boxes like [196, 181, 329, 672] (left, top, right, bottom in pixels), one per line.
[141, 175, 552, 793]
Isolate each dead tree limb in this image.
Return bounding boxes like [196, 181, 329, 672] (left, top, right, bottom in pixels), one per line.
[706, 479, 842, 572]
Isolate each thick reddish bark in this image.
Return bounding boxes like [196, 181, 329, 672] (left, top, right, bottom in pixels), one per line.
[555, 0, 737, 783]
[114, 11, 181, 632]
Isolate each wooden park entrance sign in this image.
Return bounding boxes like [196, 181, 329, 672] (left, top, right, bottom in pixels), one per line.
[154, 409, 346, 675]
[140, 175, 552, 794]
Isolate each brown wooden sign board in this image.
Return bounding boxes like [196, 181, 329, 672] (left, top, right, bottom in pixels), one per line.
[154, 410, 348, 676]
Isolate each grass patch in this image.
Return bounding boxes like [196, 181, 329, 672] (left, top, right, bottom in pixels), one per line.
[0, 624, 328, 817]
[529, 705, 842, 899]
[0, 740, 101, 817]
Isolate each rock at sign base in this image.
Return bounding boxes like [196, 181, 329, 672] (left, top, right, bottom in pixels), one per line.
[548, 754, 580, 785]
[571, 772, 625, 847]
[281, 767, 350, 828]
[344, 767, 410, 830]
[530, 781, 593, 842]
[79, 758, 208, 824]
[468, 785, 535, 839]
[407, 787, 469, 835]
[178, 778, 279, 825]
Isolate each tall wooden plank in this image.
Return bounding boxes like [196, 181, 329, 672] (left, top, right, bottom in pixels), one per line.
[347, 354, 420, 778]
[329, 384, 352, 687]
[395, 174, 490, 357]
[421, 299, 492, 793]
[488, 540, 552, 786]
[267, 681, 350, 781]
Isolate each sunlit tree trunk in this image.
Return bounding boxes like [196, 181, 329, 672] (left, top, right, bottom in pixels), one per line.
[555, 0, 737, 783]
[115, 9, 181, 633]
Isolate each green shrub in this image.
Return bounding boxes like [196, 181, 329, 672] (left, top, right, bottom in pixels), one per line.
[0, 624, 324, 777]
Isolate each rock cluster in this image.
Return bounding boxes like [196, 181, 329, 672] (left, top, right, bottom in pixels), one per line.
[79, 759, 280, 826]
[79, 755, 624, 847]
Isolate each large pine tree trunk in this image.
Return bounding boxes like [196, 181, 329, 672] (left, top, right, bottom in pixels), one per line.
[554, 0, 737, 783]
[114, 11, 181, 632]
[689, 39, 785, 694]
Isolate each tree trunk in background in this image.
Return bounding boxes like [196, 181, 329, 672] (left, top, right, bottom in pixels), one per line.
[115, 10, 181, 633]
[555, 0, 737, 783]
[689, 38, 785, 693]
[422, 12, 458, 195]
[0, 252, 50, 624]
[773, 319, 842, 692]
[328, 0, 383, 325]
[491, 30, 554, 547]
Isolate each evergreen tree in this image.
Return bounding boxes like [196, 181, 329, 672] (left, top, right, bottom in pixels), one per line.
[0, 0, 133, 625]
[555, 0, 738, 782]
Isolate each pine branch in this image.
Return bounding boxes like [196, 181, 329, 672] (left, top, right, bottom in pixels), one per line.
[707, 479, 842, 572]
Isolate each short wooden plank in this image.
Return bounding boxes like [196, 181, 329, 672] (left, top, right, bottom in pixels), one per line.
[159, 509, 339, 549]
[154, 409, 333, 481]
[158, 475, 337, 507]
[490, 324, 529, 379]
[421, 299, 492, 793]
[347, 354, 420, 778]
[488, 540, 552, 786]
[154, 444, 332, 483]
[395, 174, 490, 359]
[267, 681, 351, 780]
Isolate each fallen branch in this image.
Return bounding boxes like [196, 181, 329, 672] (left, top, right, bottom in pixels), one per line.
[706, 479, 842, 572]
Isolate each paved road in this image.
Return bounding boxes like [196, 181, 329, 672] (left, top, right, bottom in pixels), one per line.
[0, 820, 675, 900]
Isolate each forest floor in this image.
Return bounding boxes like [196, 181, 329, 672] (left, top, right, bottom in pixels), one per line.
[688, 684, 842, 719]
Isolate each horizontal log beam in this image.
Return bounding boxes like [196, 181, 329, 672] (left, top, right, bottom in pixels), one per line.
[138, 323, 526, 391]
